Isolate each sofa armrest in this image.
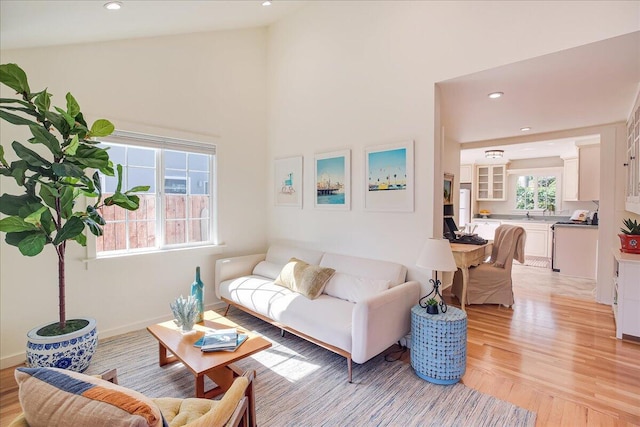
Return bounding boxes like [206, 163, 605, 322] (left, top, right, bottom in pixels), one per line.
[351, 280, 420, 364]
[214, 254, 266, 299]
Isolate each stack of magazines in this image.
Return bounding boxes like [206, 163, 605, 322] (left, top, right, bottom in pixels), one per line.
[194, 328, 248, 352]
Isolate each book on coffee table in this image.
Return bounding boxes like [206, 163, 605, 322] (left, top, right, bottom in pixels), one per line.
[202, 334, 248, 352]
[194, 328, 248, 352]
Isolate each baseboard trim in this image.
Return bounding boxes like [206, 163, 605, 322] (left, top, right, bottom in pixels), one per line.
[0, 302, 227, 370]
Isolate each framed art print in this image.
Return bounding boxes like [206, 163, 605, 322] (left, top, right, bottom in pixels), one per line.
[274, 156, 303, 208]
[365, 140, 414, 212]
[314, 149, 350, 210]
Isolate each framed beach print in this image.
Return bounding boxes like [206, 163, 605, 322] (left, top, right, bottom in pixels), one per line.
[315, 149, 351, 210]
[365, 140, 414, 212]
[274, 156, 303, 208]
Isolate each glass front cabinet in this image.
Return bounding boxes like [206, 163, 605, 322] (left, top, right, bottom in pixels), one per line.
[476, 164, 507, 201]
[626, 93, 640, 215]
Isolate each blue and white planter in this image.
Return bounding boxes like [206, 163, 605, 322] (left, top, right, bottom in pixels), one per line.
[26, 318, 98, 372]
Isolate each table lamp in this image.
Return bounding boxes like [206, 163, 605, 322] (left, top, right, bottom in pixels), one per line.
[416, 238, 458, 313]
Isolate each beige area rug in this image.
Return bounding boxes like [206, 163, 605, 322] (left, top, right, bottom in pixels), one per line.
[86, 309, 536, 427]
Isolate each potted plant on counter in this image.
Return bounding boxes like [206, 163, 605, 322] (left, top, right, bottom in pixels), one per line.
[619, 218, 640, 254]
[0, 63, 149, 371]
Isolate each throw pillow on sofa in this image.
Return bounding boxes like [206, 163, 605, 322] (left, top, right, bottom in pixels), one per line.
[323, 272, 391, 303]
[275, 257, 335, 299]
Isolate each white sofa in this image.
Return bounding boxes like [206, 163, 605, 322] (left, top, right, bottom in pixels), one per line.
[214, 245, 421, 382]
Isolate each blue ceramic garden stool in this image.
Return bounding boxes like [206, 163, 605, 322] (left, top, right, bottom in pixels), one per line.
[410, 305, 467, 385]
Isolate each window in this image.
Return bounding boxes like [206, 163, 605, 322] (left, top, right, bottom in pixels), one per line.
[96, 131, 216, 255]
[515, 175, 556, 211]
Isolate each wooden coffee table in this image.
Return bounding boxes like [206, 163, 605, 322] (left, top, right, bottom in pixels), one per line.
[147, 310, 271, 399]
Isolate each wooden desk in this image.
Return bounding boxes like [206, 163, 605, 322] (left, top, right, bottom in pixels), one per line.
[450, 242, 492, 311]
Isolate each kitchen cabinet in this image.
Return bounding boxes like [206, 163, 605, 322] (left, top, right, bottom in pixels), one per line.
[460, 164, 473, 184]
[553, 225, 598, 279]
[476, 164, 506, 201]
[612, 250, 640, 339]
[506, 221, 550, 258]
[470, 219, 501, 240]
[563, 157, 579, 201]
[625, 93, 640, 214]
[562, 144, 600, 202]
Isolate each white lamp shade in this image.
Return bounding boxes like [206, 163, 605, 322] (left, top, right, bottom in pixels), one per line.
[416, 238, 457, 272]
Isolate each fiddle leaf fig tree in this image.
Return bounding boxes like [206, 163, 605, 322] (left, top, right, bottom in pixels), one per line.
[0, 63, 149, 334]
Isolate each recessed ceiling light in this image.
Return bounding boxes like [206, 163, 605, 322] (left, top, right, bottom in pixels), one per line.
[520, 127, 531, 132]
[262, 1, 272, 5]
[104, 1, 122, 10]
[488, 92, 503, 99]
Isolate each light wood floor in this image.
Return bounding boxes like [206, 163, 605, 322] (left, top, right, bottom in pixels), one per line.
[1, 264, 638, 426]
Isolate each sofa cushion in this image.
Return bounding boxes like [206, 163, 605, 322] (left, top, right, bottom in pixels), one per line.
[323, 272, 391, 303]
[319, 252, 407, 286]
[14, 367, 165, 427]
[219, 276, 293, 317]
[264, 245, 324, 266]
[275, 258, 335, 299]
[252, 261, 283, 280]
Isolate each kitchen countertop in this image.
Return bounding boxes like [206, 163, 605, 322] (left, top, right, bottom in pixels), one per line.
[471, 215, 598, 227]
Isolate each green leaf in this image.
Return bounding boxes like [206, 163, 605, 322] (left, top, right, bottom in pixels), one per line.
[0, 64, 30, 94]
[71, 232, 87, 246]
[104, 192, 139, 210]
[0, 144, 7, 167]
[66, 93, 80, 118]
[0, 193, 40, 216]
[9, 160, 28, 185]
[92, 171, 102, 201]
[0, 98, 34, 109]
[53, 215, 84, 245]
[18, 233, 47, 256]
[0, 109, 38, 126]
[0, 216, 38, 233]
[34, 90, 51, 114]
[54, 106, 75, 127]
[52, 162, 84, 178]
[84, 216, 104, 237]
[70, 144, 109, 169]
[125, 185, 151, 194]
[65, 135, 79, 155]
[44, 111, 70, 137]
[59, 186, 75, 219]
[88, 119, 114, 138]
[116, 164, 123, 193]
[12, 141, 51, 167]
[29, 124, 62, 156]
[39, 184, 59, 210]
[23, 206, 48, 228]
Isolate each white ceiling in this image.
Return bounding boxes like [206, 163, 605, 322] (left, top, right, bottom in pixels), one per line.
[1, 1, 638, 164]
[0, 0, 307, 49]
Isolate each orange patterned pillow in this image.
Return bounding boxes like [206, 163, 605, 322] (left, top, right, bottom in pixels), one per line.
[15, 367, 166, 427]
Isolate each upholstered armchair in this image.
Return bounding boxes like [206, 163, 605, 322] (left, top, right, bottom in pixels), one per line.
[9, 367, 255, 427]
[451, 224, 526, 307]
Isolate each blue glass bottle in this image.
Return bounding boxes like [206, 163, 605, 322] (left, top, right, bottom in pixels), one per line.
[191, 266, 204, 323]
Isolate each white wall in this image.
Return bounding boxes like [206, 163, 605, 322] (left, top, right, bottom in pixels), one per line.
[265, 1, 639, 287]
[0, 28, 269, 366]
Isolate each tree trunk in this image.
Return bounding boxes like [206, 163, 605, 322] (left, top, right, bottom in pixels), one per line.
[58, 242, 66, 330]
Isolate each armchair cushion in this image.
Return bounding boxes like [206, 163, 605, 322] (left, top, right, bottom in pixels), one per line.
[14, 367, 165, 427]
[153, 375, 248, 427]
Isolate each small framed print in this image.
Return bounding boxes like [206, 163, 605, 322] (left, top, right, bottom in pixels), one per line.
[315, 149, 350, 210]
[274, 156, 303, 208]
[365, 140, 414, 212]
